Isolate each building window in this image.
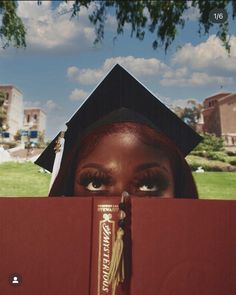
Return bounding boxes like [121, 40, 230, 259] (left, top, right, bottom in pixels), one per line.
[225, 136, 228, 144]
[27, 114, 30, 123]
[33, 114, 37, 121]
[5, 93, 9, 102]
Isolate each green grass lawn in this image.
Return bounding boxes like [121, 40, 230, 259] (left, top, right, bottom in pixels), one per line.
[0, 162, 50, 197]
[193, 172, 236, 200]
[0, 162, 235, 199]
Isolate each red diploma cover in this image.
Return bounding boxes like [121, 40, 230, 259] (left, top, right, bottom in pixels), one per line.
[0, 197, 235, 295]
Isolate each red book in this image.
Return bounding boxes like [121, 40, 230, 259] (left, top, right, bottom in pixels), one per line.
[0, 197, 235, 295]
[0, 197, 92, 295]
[130, 198, 236, 295]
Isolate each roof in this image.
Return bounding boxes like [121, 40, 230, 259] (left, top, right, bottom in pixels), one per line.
[218, 93, 236, 105]
[0, 85, 23, 94]
[24, 108, 46, 115]
[204, 92, 232, 102]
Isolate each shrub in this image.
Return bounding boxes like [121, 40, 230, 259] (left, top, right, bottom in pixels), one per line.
[229, 159, 236, 166]
[206, 151, 227, 162]
[186, 155, 236, 172]
[190, 150, 208, 157]
[226, 151, 236, 156]
[0, 141, 17, 149]
[194, 133, 224, 152]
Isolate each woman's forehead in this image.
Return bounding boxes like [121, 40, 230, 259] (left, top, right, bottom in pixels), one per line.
[77, 131, 170, 168]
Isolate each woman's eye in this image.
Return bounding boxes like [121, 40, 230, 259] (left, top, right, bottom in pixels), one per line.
[86, 181, 106, 191]
[79, 170, 112, 192]
[139, 184, 159, 192]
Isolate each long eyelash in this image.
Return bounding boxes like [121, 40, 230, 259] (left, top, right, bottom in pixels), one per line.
[134, 170, 170, 190]
[79, 171, 112, 186]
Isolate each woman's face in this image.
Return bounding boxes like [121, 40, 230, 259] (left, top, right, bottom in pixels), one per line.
[74, 131, 174, 197]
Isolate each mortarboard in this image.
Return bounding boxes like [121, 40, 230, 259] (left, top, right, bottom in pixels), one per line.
[35, 64, 202, 188]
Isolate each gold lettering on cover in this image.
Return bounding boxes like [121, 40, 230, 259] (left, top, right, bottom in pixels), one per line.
[98, 205, 118, 212]
[97, 206, 118, 295]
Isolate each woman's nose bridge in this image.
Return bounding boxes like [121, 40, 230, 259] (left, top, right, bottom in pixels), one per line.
[111, 180, 130, 196]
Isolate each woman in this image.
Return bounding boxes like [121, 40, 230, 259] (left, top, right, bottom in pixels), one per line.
[36, 64, 201, 198]
[35, 64, 202, 294]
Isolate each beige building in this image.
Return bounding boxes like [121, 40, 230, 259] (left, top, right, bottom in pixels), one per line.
[0, 85, 23, 139]
[202, 92, 236, 150]
[23, 108, 46, 134]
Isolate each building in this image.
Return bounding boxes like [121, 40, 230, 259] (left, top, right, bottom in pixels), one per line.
[202, 92, 236, 150]
[23, 108, 46, 141]
[0, 85, 23, 139]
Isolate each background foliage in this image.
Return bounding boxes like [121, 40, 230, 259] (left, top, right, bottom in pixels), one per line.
[0, 1, 26, 48]
[0, 1, 236, 52]
[174, 99, 203, 131]
[193, 132, 225, 152]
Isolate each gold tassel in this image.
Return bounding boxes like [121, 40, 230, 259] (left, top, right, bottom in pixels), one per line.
[108, 228, 125, 294]
[108, 191, 129, 295]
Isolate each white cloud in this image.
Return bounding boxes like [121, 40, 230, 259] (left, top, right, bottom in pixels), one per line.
[67, 66, 79, 79]
[163, 67, 188, 79]
[45, 99, 58, 111]
[155, 93, 200, 109]
[16, 1, 96, 51]
[172, 35, 236, 72]
[67, 54, 234, 88]
[67, 66, 104, 85]
[69, 88, 88, 101]
[67, 56, 169, 85]
[161, 72, 234, 87]
[104, 56, 169, 77]
[158, 35, 236, 87]
[65, 35, 236, 89]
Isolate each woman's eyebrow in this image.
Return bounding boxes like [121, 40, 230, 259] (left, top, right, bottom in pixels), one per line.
[80, 163, 112, 174]
[135, 162, 169, 173]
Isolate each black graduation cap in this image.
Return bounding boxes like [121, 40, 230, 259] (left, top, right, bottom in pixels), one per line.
[35, 64, 202, 173]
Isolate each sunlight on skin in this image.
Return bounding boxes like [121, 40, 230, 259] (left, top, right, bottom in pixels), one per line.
[74, 132, 174, 198]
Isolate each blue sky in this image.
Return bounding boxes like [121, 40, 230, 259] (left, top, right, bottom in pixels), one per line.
[0, 1, 236, 140]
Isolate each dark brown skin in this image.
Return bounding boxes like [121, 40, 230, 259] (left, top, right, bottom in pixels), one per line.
[74, 131, 174, 198]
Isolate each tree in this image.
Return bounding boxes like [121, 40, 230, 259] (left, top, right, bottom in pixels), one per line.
[174, 99, 203, 131]
[14, 129, 22, 141]
[0, 1, 26, 49]
[1, 0, 236, 53]
[194, 132, 224, 152]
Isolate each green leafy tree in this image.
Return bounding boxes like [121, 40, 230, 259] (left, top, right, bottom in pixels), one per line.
[0, 1, 26, 49]
[194, 133, 224, 152]
[1, 0, 236, 53]
[14, 129, 22, 141]
[174, 99, 203, 131]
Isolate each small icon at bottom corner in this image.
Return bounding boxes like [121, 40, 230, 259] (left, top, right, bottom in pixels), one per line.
[8, 273, 23, 286]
